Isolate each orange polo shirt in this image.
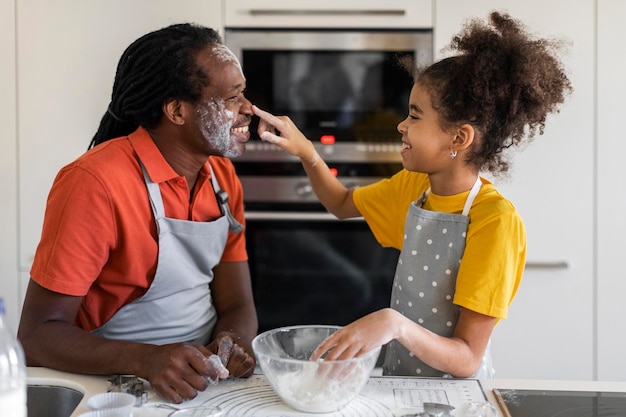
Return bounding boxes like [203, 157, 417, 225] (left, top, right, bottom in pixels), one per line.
[30, 127, 247, 330]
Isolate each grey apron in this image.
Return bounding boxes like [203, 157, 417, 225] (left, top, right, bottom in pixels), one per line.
[383, 177, 494, 378]
[92, 161, 244, 345]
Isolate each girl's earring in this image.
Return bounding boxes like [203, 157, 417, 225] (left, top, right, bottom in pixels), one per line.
[449, 150, 457, 159]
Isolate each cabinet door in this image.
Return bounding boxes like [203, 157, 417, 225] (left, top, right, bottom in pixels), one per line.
[224, 0, 432, 28]
[17, 0, 222, 272]
[434, 0, 595, 380]
[597, 0, 626, 382]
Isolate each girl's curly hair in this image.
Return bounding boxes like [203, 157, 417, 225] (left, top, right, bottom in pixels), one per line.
[411, 11, 572, 175]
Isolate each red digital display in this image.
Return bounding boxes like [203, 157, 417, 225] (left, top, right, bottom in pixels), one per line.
[329, 167, 338, 177]
[320, 135, 336, 145]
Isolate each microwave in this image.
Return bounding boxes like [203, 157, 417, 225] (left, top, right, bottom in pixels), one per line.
[225, 29, 433, 145]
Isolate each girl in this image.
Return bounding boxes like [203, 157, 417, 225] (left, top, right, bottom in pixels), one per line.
[252, 11, 571, 378]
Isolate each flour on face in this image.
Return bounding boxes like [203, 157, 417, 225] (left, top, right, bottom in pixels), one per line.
[212, 44, 241, 68]
[197, 99, 239, 158]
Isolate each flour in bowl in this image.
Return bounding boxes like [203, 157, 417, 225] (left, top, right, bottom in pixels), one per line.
[270, 361, 369, 413]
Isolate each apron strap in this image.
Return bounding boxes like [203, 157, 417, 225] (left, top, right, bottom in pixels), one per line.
[462, 177, 482, 216]
[207, 163, 244, 234]
[140, 160, 244, 234]
[140, 162, 166, 221]
[418, 177, 482, 216]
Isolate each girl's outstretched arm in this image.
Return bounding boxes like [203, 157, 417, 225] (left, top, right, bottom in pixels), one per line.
[253, 105, 361, 219]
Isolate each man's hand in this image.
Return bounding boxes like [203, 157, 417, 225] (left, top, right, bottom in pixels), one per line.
[208, 331, 256, 378]
[140, 343, 223, 403]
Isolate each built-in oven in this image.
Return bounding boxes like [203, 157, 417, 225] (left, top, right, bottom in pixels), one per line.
[243, 213, 401, 333]
[225, 28, 433, 332]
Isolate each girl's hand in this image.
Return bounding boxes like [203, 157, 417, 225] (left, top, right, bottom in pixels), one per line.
[311, 309, 402, 361]
[252, 105, 317, 162]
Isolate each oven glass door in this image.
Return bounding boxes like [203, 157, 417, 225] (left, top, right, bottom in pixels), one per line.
[243, 49, 413, 143]
[245, 215, 400, 333]
[226, 30, 433, 144]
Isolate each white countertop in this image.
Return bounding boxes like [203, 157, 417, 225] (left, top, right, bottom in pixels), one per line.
[27, 367, 626, 417]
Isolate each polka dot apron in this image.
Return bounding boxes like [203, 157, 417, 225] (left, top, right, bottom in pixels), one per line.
[383, 177, 494, 378]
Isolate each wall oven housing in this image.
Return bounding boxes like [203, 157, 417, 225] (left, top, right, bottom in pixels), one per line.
[225, 28, 433, 332]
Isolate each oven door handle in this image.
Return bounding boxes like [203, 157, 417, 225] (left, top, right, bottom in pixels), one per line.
[244, 211, 366, 222]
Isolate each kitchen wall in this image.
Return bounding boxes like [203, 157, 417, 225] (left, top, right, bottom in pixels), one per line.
[596, 0, 626, 382]
[1, 0, 624, 380]
[0, 0, 224, 328]
[0, 0, 18, 329]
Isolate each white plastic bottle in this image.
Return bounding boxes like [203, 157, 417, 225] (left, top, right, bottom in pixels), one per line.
[0, 298, 27, 417]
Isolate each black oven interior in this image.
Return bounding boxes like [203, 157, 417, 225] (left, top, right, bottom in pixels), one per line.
[245, 218, 400, 333]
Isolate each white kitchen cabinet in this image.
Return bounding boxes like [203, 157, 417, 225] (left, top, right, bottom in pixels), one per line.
[434, 1, 595, 380]
[0, 0, 19, 331]
[16, 0, 223, 286]
[597, 0, 626, 382]
[224, 0, 432, 28]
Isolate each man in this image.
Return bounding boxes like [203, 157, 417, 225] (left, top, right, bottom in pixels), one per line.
[17, 23, 257, 403]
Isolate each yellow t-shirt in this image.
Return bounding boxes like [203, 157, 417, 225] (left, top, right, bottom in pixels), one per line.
[353, 169, 525, 319]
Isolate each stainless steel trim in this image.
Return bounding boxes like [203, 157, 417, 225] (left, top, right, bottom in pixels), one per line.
[248, 9, 407, 17]
[245, 211, 365, 222]
[524, 261, 569, 269]
[225, 30, 433, 67]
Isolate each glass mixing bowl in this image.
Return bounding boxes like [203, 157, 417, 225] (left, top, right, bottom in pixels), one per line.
[252, 325, 381, 413]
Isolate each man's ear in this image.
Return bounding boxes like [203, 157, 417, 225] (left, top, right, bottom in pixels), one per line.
[162, 99, 185, 125]
[452, 123, 475, 151]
